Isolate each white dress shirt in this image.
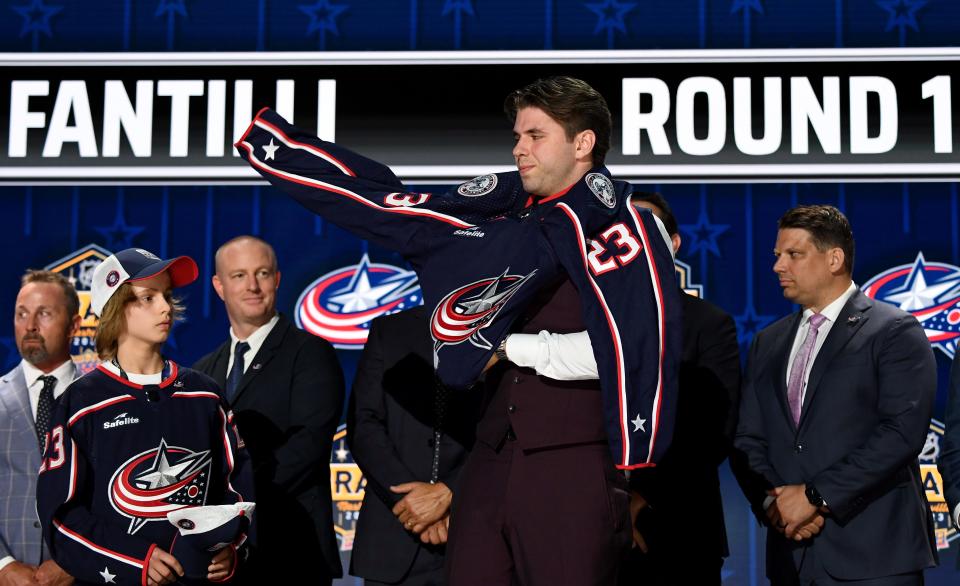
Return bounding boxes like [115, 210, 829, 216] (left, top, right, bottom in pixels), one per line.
[227, 314, 280, 375]
[505, 330, 598, 380]
[785, 281, 858, 405]
[21, 359, 76, 422]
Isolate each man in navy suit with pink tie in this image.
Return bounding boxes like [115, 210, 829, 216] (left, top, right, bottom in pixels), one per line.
[733, 205, 937, 585]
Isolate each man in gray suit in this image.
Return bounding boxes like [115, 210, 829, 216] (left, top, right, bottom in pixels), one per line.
[733, 205, 937, 585]
[0, 271, 80, 586]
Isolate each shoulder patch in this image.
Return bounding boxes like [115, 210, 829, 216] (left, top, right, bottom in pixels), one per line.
[585, 173, 616, 209]
[457, 174, 498, 197]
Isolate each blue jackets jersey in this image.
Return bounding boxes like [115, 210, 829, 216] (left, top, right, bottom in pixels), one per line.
[237, 108, 681, 469]
[37, 364, 253, 585]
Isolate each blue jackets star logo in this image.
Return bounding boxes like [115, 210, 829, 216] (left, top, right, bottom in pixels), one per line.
[295, 253, 422, 349]
[864, 252, 960, 359]
[109, 438, 213, 534]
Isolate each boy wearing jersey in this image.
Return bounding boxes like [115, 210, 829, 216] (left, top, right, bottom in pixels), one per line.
[37, 249, 254, 586]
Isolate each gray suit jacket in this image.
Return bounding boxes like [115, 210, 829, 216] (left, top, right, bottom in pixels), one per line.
[733, 290, 938, 582]
[0, 363, 78, 565]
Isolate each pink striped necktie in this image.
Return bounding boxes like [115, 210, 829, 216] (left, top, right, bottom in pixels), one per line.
[787, 313, 827, 425]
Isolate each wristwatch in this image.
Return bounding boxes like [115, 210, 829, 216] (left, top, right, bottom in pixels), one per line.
[805, 484, 825, 508]
[495, 336, 509, 362]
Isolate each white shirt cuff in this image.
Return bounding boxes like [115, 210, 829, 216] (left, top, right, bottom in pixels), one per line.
[954, 502, 960, 531]
[505, 331, 599, 381]
[0, 556, 16, 573]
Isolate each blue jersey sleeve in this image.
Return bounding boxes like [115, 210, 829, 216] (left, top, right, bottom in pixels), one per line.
[236, 108, 494, 267]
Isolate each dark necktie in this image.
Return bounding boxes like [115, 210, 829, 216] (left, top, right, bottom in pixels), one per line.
[225, 341, 250, 402]
[35, 375, 57, 454]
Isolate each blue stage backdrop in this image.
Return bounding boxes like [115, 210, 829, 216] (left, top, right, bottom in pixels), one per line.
[2, 2, 960, 585]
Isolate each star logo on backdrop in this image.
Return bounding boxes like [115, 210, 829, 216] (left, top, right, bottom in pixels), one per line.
[262, 138, 279, 160]
[631, 414, 646, 433]
[326, 255, 419, 313]
[299, 0, 349, 36]
[154, 0, 187, 18]
[99, 566, 116, 583]
[730, 0, 764, 14]
[95, 208, 145, 250]
[734, 304, 776, 346]
[876, 0, 927, 32]
[584, 0, 635, 35]
[11, 0, 62, 37]
[442, 0, 474, 16]
[884, 254, 960, 311]
[680, 209, 730, 258]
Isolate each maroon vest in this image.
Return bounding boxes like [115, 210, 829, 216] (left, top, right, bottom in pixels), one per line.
[475, 278, 607, 451]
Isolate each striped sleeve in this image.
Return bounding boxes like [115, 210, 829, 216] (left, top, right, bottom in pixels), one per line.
[37, 392, 155, 586]
[236, 108, 477, 266]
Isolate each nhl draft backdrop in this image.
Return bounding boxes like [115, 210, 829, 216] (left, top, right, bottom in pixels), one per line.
[1, 1, 959, 584]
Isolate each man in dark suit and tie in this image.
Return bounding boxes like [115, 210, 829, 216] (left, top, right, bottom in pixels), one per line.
[940, 351, 960, 534]
[621, 192, 741, 585]
[347, 306, 480, 585]
[733, 205, 937, 585]
[1, 271, 79, 586]
[194, 235, 345, 585]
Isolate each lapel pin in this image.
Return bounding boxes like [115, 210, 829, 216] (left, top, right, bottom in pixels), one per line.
[847, 315, 861, 325]
[252, 363, 262, 370]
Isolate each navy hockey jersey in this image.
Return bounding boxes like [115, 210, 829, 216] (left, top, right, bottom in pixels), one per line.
[37, 363, 253, 585]
[237, 108, 681, 469]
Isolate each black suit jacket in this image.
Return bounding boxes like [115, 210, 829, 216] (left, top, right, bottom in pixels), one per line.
[628, 292, 741, 566]
[347, 306, 480, 583]
[733, 289, 937, 582]
[194, 314, 345, 581]
[939, 352, 960, 532]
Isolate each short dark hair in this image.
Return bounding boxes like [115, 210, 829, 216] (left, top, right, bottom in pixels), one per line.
[504, 76, 612, 167]
[21, 270, 80, 318]
[778, 205, 855, 275]
[631, 192, 678, 236]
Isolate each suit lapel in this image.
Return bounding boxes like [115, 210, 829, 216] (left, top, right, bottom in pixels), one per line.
[210, 342, 231, 389]
[799, 290, 871, 428]
[774, 313, 803, 431]
[231, 316, 289, 405]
